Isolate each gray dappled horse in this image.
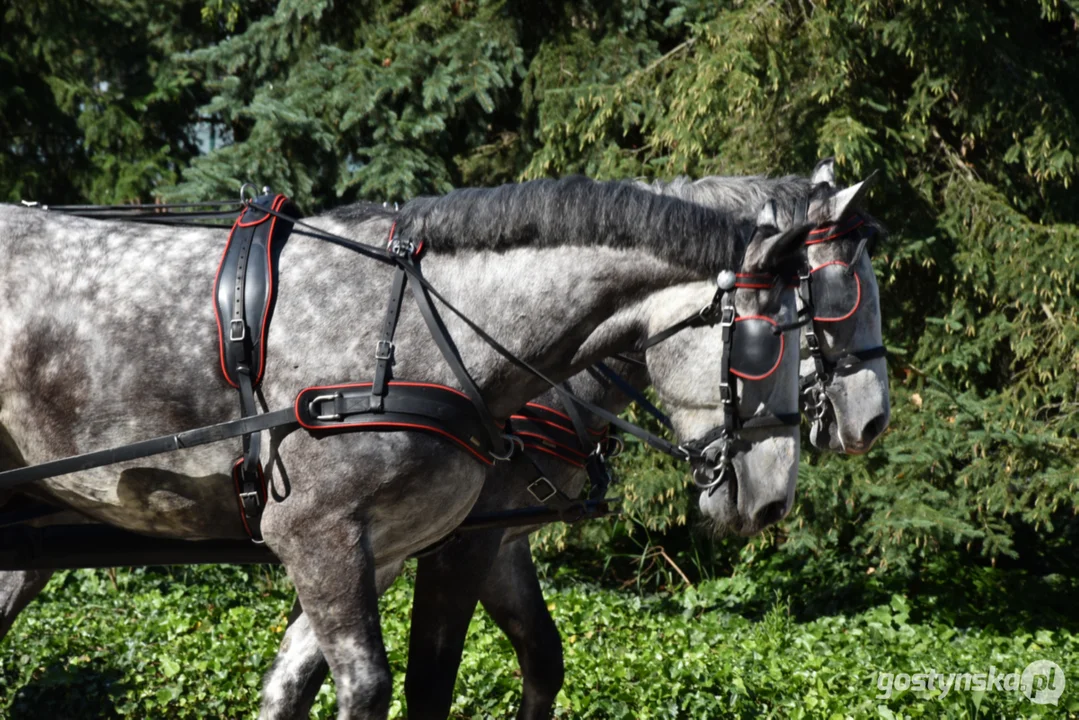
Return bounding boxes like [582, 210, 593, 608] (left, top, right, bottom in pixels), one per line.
[258, 162, 892, 719]
[0, 176, 810, 718]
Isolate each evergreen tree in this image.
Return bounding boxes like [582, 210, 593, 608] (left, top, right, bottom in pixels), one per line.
[0, 0, 219, 204]
[3, 0, 1076, 579]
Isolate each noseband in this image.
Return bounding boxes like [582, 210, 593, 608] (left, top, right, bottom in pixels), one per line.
[797, 214, 888, 432]
[637, 270, 802, 492]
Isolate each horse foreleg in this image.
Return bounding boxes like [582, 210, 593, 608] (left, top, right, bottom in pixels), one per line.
[403, 529, 504, 719]
[265, 517, 391, 720]
[479, 537, 563, 720]
[0, 569, 54, 642]
[260, 598, 329, 720]
[260, 559, 406, 720]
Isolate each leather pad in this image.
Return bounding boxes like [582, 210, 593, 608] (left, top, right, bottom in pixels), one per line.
[214, 194, 299, 387]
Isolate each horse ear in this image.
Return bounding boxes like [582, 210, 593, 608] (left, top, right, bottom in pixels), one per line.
[742, 222, 813, 274]
[811, 170, 879, 223]
[811, 158, 836, 189]
[756, 199, 779, 232]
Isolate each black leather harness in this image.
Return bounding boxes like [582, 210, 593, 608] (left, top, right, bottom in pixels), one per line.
[0, 195, 810, 544]
[638, 269, 803, 491]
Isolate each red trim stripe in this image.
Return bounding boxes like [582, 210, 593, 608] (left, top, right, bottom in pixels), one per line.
[806, 218, 864, 245]
[519, 442, 586, 468]
[523, 403, 607, 436]
[513, 430, 589, 460]
[255, 195, 287, 384]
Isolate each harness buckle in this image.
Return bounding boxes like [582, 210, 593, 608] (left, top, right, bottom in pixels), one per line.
[374, 340, 395, 362]
[490, 434, 524, 461]
[719, 380, 732, 405]
[229, 319, 246, 342]
[308, 393, 343, 421]
[600, 435, 624, 458]
[390, 238, 415, 258]
[238, 489, 262, 511]
[527, 476, 558, 504]
[720, 305, 736, 328]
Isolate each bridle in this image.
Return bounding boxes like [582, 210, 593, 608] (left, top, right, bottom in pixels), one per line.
[637, 268, 802, 493]
[793, 213, 888, 435]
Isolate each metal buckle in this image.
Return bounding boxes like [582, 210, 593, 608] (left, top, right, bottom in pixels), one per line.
[374, 340, 394, 361]
[720, 305, 736, 328]
[238, 489, 262, 510]
[490, 434, 524, 461]
[390, 238, 415, 258]
[527, 477, 558, 504]
[230, 319, 246, 342]
[719, 381, 732, 405]
[601, 436, 624, 458]
[308, 393, 343, 421]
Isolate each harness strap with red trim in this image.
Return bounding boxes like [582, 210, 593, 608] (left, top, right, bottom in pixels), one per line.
[298, 382, 502, 465]
[795, 210, 888, 431]
[213, 193, 298, 541]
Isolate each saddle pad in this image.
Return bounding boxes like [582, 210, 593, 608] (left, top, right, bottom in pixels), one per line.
[213, 194, 299, 388]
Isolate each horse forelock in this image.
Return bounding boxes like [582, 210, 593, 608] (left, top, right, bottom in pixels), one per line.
[377, 176, 748, 276]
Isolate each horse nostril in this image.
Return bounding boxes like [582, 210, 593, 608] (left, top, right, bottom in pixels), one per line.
[754, 499, 788, 528]
[861, 412, 889, 442]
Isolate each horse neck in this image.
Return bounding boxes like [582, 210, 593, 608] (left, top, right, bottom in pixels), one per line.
[407, 244, 702, 419]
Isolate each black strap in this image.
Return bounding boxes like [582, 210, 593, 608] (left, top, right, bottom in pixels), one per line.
[404, 257, 508, 454]
[591, 362, 672, 430]
[371, 264, 408, 411]
[229, 199, 269, 541]
[554, 381, 615, 501]
[718, 289, 737, 437]
[0, 409, 298, 490]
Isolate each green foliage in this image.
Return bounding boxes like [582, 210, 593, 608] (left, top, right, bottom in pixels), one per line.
[3, 566, 1077, 718]
[169, 0, 526, 205]
[0, 1, 219, 204]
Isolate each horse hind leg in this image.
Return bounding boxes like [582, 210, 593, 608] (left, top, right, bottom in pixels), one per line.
[478, 537, 564, 720]
[404, 529, 505, 720]
[0, 569, 54, 643]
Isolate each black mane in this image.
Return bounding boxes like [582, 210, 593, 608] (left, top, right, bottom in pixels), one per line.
[391, 176, 751, 275]
[326, 200, 398, 225]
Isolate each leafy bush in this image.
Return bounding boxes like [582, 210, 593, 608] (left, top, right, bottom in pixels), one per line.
[2, 566, 1077, 718]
